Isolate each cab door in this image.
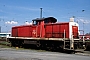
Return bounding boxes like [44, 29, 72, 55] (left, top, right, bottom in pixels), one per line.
[37, 21, 45, 37]
[72, 26, 78, 38]
[32, 26, 36, 37]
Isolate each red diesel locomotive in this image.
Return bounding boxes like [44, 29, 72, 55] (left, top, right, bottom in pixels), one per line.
[12, 17, 79, 38]
[8, 17, 79, 51]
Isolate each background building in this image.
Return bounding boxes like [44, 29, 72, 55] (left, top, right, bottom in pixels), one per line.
[0, 33, 11, 37]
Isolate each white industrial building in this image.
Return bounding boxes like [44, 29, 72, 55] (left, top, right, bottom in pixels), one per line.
[0, 33, 11, 38]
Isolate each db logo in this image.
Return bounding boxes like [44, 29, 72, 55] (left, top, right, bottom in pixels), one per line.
[32, 30, 36, 34]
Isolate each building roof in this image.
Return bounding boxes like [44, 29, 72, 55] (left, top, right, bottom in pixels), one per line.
[0, 33, 11, 34]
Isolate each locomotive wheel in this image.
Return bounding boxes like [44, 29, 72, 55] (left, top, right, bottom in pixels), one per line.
[36, 41, 41, 49]
[36, 43, 41, 47]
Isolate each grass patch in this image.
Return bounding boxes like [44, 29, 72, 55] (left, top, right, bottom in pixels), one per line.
[0, 58, 7, 60]
[0, 42, 9, 45]
[0, 44, 10, 48]
[0, 41, 11, 48]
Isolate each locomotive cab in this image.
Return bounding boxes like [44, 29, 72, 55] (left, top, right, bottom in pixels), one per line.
[32, 18, 43, 25]
[32, 17, 57, 25]
[44, 17, 57, 24]
[32, 17, 57, 37]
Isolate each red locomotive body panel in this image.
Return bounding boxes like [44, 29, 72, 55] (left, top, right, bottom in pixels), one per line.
[12, 27, 18, 37]
[45, 24, 52, 38]
[45, 23, 69, 38]
[18, 25, 31, 37]
[12, 25, 33, 37]
[59, 23, 69, 38]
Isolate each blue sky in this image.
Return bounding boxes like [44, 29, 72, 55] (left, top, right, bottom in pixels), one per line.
[0, 0, 90, 34]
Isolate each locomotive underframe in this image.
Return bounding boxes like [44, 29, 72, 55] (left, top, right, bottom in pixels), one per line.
[7, 37, 86, 52]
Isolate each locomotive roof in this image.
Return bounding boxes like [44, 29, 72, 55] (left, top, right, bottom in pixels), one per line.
[32, 17, 57, 22]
